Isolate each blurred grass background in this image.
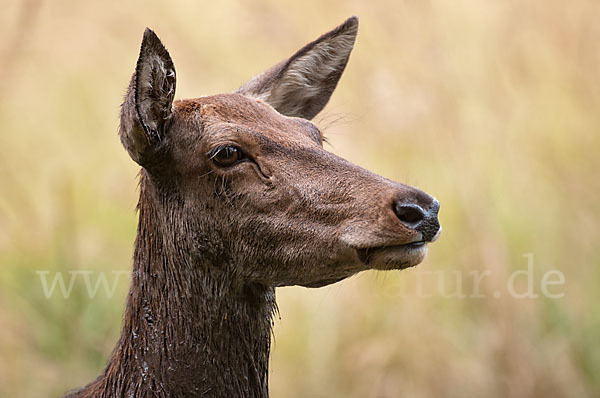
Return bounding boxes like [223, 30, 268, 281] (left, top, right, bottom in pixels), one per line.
[1, 0, 599, 396]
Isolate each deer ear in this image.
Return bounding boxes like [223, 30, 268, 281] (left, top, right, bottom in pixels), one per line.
[236, 16, 358, 120]
[120, 28, 176, 165]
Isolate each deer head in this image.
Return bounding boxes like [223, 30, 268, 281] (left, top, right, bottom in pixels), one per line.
[67, 16, 443, 398]
[119, 16, 440, 290]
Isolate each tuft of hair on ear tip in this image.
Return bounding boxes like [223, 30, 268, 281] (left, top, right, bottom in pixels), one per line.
[140, 28, 167, 54]
[340, 16, 359, 34]
[137, 28, 175, 79]
[143, 27, 158, 41]
[345, 15, 359, 26]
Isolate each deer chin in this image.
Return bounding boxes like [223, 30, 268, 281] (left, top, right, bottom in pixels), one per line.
[356, 243, 429, 270]
[300, 276, 350, 288]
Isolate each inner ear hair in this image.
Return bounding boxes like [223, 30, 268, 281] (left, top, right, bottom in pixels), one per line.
[119, 28, 176, 166]
[135, 28, 177, 142]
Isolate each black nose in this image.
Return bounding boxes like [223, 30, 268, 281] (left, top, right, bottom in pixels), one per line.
[394, 203, 425, 228]
[394, 199, 440, 242]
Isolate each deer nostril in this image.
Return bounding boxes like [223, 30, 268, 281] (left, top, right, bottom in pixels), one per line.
[393, 203, 425, 229]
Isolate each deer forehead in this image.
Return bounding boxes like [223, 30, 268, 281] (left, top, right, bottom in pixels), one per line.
[173, 94, 323, 147]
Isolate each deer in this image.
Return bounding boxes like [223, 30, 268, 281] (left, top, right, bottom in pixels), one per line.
[65, 16, 440, 398]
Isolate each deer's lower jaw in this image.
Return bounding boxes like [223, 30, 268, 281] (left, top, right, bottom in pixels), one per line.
[301, 276, 350, 288]
[356, 243, 429, 270]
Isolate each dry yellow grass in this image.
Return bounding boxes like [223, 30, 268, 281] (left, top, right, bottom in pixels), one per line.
[1, 0, 599, 396]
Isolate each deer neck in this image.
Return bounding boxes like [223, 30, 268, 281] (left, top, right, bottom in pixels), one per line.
[87, 174, 275, 397]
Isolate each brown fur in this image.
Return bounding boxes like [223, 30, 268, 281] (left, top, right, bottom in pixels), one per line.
[66, 17, 440, 398]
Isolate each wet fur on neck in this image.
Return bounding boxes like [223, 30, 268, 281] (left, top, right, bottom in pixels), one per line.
[66, 172, 277, 397]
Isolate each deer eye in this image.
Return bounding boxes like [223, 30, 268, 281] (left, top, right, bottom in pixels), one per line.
[210, 146, 244, 167]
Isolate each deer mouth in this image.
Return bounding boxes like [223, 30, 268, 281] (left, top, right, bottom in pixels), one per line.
[356, 242, 429, 270]
[350, 226, 441, 270]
